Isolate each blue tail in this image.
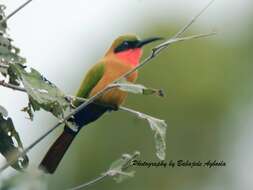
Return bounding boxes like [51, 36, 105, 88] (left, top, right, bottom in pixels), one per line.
[39, 103, 109, 173]
[72, 102, 109, 128]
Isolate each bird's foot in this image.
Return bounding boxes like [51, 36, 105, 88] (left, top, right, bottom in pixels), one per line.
[108, 104, 119, 112]
[64, 96, 76, 109]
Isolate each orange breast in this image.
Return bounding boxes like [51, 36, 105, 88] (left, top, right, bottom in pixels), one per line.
[89, 57, 138, 106]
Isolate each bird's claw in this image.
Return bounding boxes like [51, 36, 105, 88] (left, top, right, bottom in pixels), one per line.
[108, 104, 119, 111]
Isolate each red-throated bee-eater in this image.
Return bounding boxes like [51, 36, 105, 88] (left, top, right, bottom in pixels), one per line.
[39, 34, 162, 173]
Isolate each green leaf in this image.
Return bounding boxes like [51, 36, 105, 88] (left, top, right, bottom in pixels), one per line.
[0, 105, 8, 117]
[136, 112, 167, 160]
[10, 64, 70, 119]
[0, 170, 47, 190]
[0, 114, 29, 171]
[0, 4, 26, 85]
[114, 79, 164, 97]
[0, 5, 7, 33]
[107, 151, 140, 183]
[7, 65, 21, 86]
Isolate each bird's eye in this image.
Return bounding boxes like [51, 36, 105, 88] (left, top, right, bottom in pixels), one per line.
[123, 41, 129, 46]
[114, 41, 133, 53]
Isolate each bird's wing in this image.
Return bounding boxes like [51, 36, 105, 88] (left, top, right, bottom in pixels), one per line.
[74, 62, 105, 105]
[40, 62, 106, 173]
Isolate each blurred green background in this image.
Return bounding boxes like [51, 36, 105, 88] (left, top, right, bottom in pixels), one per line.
[1, 0, 253, 189]
[47, 23, 252, 190]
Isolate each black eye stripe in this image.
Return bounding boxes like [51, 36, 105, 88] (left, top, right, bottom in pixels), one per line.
[114, 40, 139, 53]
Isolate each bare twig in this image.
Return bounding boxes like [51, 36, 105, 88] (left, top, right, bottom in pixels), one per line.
[0, 81, 147, 117]
[1, 0, 34, 24]
[0, 63, 9, 69]
[67, 95, 155, 120]
[119, 106, 147, 116]
[68, 152, 140, 190]
[153, 32, 216, 56]
[0, 80, 26, 92]
[0, 0, 216, 173]
[68, 174, 108, 190]
[173, 0, 215, 38]
[0, 33, 215, 94]
[0, 83, 147, 172]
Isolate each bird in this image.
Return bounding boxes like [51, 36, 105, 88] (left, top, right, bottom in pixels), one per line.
[39, 34, 162, 174]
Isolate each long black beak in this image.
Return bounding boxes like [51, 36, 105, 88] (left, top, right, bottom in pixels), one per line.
[136, 37, 163, 48]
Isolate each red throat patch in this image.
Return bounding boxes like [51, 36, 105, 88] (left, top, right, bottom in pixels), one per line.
[115, 48, 142, 67]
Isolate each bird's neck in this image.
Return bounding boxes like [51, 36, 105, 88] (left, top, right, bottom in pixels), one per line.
[115, 48, 142, 67]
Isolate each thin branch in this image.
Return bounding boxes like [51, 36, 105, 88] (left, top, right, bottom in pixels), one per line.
[67, 174, 108, 190]
[119, 106, 145, 116]
[67, 95, 154, 119]
[0, 81, 147, 117]
[68, 152, 140, 190]
[0, 63, 9, 69]
[0, 80, 26, 92]
[107, 32, 216, 83]
[153, 32, 216, 55]
[0, 0, 216, 173]
[0, 33, 215, 94]
[0, 84, 148, 172]
[173, 0, 215, 38]
[0, 122, 62, 172]
[152, 0, 215, 57]
[1, 0, 34, 24]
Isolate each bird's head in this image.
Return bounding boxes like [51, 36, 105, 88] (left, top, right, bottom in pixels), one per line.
[105, 34, 162, 67]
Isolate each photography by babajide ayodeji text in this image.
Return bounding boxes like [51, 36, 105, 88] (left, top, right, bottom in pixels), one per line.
[132, 159, 226, 168]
